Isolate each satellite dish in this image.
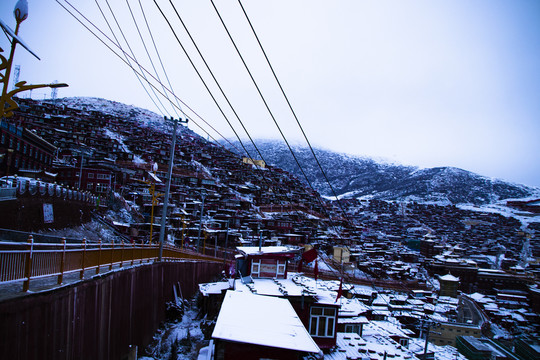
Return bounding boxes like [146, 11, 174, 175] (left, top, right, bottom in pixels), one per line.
[0, 17, 40, 60]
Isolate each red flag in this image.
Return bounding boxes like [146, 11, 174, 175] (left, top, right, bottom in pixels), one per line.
[302, 248, 317, 263]
[335, 277, 343, 303]
[314, 259, 319, 281]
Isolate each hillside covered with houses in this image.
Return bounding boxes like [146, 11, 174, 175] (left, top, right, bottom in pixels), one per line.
[1, 97, 539, 360]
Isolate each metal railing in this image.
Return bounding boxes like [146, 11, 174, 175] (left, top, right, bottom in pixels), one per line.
[0, 236, 233, 292]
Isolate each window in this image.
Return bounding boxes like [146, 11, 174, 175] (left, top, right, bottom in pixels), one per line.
[87, 183, 94, 190]
[97, 173, 110, 180]
[251, 259, 261, 277]
[344, 324, 360, 334]
[399, 339, 409, 347]
[309, 307, 336, 338]
[277, 260, 286, 277]
[88, 173, 94, 179]
[95, 183, 108, 193]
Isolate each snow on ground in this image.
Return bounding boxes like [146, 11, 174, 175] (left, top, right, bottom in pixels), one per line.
[38, 219, 120, 243]
[139, 298, 207, 360]
[103, 128, 131, 153]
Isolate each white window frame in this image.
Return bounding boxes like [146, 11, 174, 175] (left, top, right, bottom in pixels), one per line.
[251, 259, 261, 277]
[277, 260, 286, 277]
[309, 306, 336, 338]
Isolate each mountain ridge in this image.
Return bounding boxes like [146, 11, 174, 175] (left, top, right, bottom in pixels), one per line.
[223, 139, 539, 205]
[50, 97, 539, 206]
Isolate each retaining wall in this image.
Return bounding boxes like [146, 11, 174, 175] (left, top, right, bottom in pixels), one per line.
[0, 260, 224, 360]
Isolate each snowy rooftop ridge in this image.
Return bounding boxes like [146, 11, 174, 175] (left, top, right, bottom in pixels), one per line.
[211, 290, 320, 353]
[236, 245, 302, 256]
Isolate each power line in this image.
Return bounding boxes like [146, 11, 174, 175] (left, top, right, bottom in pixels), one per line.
[138, 0, 185, 119]
[167, 0, 267, 165]
[102, 0, 169, 116]
[125, 0, 180, 118]
[237, 0, 352, 225]
[161, 1, 327, 229]
[153, 0, 256, 162]
[209, 0, 345, 236]
[57, 0, 240, 152]
[94, 0, 165, 117]
[57, 0, 342, 238]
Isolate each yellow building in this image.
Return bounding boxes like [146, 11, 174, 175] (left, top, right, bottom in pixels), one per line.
[333, 246, 350, 264]
[429, 322, 482, 347]
[242, 157, 266, 168]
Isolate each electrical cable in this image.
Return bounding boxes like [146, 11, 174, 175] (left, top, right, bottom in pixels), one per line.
[237, 0, 352, 225]
[56, 0, 240, 153]
[210, 0, 344, 237]
[138, 0, 185, 119]
[125, 0, 181, 118]
[57, 0, 338, 241]
[168, 0, 266, 165]
[153, 0, 257, 164]
[209, 0, 315, 196]
[94, 0, 165, 117]
[102, 0, 168, 116]
[163, 1, 335, 235]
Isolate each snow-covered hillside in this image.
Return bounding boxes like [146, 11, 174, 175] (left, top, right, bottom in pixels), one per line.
[224, 139, 540, 205]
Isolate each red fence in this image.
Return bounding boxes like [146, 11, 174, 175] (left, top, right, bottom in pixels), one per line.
[0, 236, 234, 292]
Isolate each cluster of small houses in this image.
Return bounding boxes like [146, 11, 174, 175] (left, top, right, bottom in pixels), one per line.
[1, 98, 539, 359]
[196, 245, 539, 360]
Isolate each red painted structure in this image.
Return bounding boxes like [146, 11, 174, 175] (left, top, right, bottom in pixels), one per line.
[0, 261, 223, 360]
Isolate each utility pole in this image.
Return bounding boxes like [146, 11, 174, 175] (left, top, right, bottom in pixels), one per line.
[223, 219, 230, 260]
[422, 321, 440, 359]
[158, 116, 187, 261]
[196, 189, 207, 253]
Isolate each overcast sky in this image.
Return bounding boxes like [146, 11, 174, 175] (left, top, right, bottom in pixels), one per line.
[1, 0, 539, 187]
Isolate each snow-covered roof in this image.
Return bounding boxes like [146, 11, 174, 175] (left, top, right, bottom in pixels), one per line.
[236, 245, 301, 256]
[338, 298, 370, 317]
[198, 281, 231, 296]
[330, 331, 415, 360]
[212, 291, 320, 353]
[439, 273, 460, 282]
[338, 316, 369, 325]
[234, 278, 304, 297]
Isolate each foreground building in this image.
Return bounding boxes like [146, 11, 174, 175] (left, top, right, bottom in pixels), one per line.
[211, 291, 321, 360]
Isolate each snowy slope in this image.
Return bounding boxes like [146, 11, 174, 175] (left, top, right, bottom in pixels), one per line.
[223, 139, 540, 205]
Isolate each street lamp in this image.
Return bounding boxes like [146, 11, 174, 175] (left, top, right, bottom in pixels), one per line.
[0, 0, 68, 119]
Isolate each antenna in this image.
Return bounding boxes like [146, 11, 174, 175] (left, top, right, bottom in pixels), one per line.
[12, 65, 20, 92]
[50, 80, 58, 101]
